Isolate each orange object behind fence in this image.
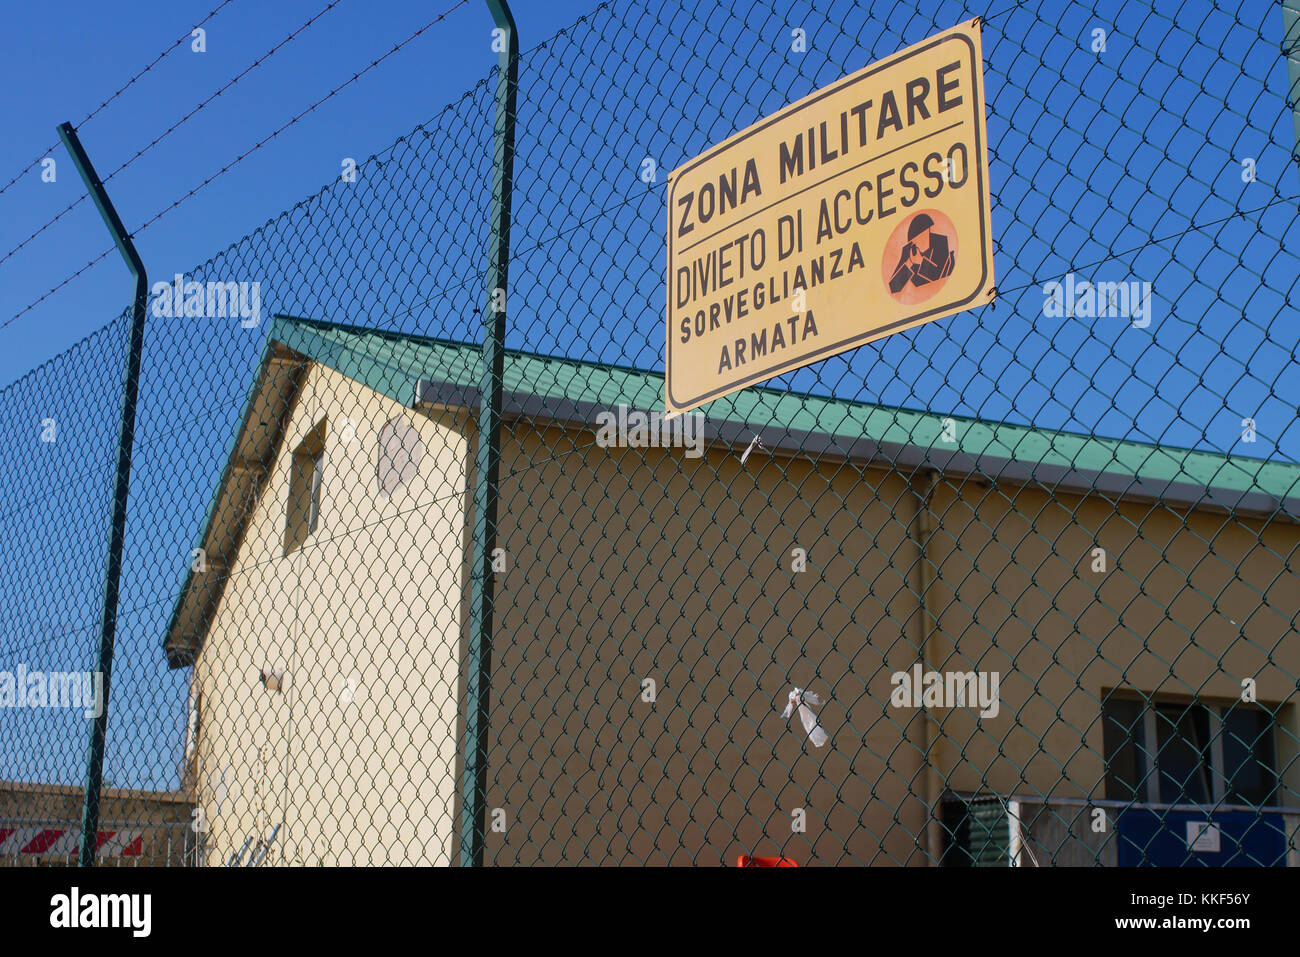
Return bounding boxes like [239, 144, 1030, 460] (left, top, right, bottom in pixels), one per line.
[737, 855, 798, 867]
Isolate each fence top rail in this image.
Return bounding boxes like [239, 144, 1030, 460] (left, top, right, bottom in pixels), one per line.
[0, 781, 192, 804]
[0, 817, 191, 827]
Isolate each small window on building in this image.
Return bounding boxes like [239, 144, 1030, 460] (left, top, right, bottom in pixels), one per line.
[185, 687, 201, 762]
[308, 453, 324, 532]
[1102, 694, 1279, 807]
[285, 418, 327, 554]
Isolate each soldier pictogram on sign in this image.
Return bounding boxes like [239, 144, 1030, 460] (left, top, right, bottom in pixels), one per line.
[883, 210, 958, 305]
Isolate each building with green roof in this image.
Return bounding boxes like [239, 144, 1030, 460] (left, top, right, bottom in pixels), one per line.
[165, 314, 1300, 866]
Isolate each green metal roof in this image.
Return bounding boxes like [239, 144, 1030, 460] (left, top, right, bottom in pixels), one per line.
[274, 313, 1300, 515]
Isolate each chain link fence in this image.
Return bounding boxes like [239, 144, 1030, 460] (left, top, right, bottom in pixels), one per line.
[2, 0, 1299, 866]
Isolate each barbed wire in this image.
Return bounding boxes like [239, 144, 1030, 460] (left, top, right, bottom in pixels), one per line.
[0, 0, 474, 334]
[0, 0, 350, 271]
[0, 0, 239, 201]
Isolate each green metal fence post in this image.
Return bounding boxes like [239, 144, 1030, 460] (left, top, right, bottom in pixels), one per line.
[460, 0, 518, 867]
[57, 122, 149, 868]
[1284, 1, 1300, 181]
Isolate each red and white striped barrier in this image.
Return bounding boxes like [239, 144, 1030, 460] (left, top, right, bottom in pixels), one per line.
[0, 825, 143, 858]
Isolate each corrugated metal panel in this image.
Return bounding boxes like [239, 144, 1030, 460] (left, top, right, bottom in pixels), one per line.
[967, 799, 1012, 866]
[942, 796, 1013, 866]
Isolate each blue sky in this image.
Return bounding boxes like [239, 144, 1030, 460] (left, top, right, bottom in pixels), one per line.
[0, 0, 602, 375]
[1, 0, 1298, 791]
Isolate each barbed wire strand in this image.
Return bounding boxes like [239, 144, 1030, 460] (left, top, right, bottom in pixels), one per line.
[0, 0, 350, 270]
[0, 0, 239, 201]
[0, 0, 474, 334]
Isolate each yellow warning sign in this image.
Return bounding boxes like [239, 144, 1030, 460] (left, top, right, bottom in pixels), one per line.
[665, 19, 994, 417]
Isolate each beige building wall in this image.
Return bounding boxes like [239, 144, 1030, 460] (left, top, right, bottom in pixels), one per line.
[192, 363, 470, 865]
[923, 484, 1300, 803]
[484, 427, 927, 865]
[481, 426, 1300, 865]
